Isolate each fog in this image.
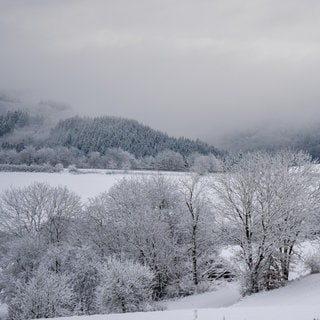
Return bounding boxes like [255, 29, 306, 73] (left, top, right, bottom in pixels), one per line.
[1, 0, 320, 142]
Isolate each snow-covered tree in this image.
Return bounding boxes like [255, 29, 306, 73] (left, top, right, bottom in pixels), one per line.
[85, 175, 186, 298]
[8, 267, 74, 320]
[188, 153, 222, 174]
[40, 186, 82, 245]
[88, 151, 102, 168]
[180, 174, 214, 285]
[154, 150, 186, 171]
[102, 148, 137, 169]
[0, 234, 46, 304]
[265, 151, 320, 283]
[0, 183, 81, 242]
[213, 151, 320, 294]
[39, 244, 102, 315]
[96, 257, 154, 314]
[18, 146, 36, 166]
[0, 183, 52, 237]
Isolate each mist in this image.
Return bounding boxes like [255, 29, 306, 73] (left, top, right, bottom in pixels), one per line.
[1, 0, 320, 142]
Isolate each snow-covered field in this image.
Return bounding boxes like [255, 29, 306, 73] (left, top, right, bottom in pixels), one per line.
[0, 170, 185, 200]
[39, 274, 320, 320]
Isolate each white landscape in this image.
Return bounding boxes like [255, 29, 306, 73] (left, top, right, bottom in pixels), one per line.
[2, 1, 320, 319]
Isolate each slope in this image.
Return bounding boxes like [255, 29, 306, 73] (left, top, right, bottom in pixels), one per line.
[41, 274, 320, 320]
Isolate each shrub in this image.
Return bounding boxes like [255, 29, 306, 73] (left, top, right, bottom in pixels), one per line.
[68, 164, 78, 173]
[305, 252, 320, 274]
[55, 163, 64, 172]
[96, 258, 154, 313]
[8, 268, 74, 320]
[165, 275, 196, 298]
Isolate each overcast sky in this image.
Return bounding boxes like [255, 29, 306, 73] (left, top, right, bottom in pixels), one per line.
[1, 0, 320, 142]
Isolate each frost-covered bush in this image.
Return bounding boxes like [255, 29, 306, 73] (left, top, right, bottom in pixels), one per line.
[154, 149, 185, 171]
[72, 261, 101, 315]
[96, 258, 154, 314]
[0, 235, 46, 307]
[165, 275, 197, 298]
[68, 164, 78, 173]
[8, 268, 74, 320]
[188, 153, 222, 174]
[34, 244, 102, 315]
[54, 163, 64, 172]
[305, 253, 320, 274]
[166, 275, 212, 298]
[44, 245, 102, 315]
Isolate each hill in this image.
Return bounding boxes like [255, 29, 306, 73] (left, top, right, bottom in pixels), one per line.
[36, 274, 320, 320]
[49, 116, 221, 158]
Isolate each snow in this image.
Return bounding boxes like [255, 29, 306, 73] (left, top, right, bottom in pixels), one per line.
[39, 274, 320, 320]
[0, 171, 118, 200]
[0, 304, 7, 320]
[235, 274, 320, 307]
[166, 282, 241, 310]
[0, 170, 185, 200]
[37, 306, 320, 320]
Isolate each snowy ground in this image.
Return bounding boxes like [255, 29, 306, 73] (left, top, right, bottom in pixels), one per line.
[39, 274, 320, 320]
[1, 166, 320, 201]
[166, 282, 240, 310]
[0, 304, 7, 320]
[0, 169, 185, 200]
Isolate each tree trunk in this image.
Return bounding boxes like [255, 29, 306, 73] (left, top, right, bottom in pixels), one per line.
[192, 224, 198, 285]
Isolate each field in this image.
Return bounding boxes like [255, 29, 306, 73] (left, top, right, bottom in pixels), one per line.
[0, 169, 185, 200]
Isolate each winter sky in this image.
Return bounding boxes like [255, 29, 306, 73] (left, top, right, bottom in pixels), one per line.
[1, 0, 320, 141]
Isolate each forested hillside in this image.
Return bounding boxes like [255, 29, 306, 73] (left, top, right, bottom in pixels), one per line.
[49, 116, 220, 158]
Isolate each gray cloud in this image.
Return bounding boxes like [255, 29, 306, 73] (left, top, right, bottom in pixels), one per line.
[1, 0, 320, 142]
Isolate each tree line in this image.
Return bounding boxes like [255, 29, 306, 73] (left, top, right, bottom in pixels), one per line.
[0, 146, 222, 173]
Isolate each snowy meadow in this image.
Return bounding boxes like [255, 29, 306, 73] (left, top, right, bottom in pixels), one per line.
[0, 169, 165, 200]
